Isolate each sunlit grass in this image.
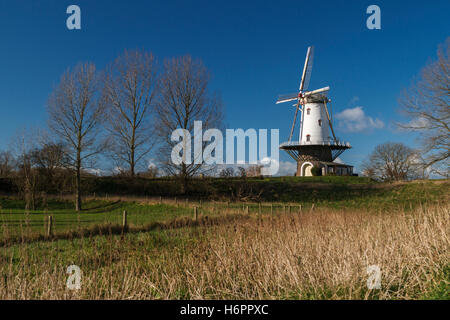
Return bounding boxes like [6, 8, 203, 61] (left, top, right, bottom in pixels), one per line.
[0, 203, 448, 299]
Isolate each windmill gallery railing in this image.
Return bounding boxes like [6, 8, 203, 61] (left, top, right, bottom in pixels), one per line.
[279, 139, 352, 162]
[280, 140, 351, 148]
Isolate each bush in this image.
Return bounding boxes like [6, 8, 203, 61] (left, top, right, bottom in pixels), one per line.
[311, 166, 322, 176]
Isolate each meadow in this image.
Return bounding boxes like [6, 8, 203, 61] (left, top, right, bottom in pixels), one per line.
[0, 178, 448, 299]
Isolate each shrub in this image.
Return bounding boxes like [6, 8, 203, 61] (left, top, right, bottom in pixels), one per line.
[311, 166, 322, 176]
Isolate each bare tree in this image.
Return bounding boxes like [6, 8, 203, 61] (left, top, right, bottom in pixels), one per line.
[362, 142, 421, 182]
[245, 165, 263, 178]
[10, 129, 40, 210]
[31, 142, 71, 192]
[103, 50, 158, 177]
[47, 63, 105, 211]
[237, 167, 247, 178]
[398, 38, 450, 177]
[138, 164, 158, 178]
[360, 163, 376, 180]
[219, 167, 235, 178]
[155, 55, 223, 193]
[0, 150, 15, 178]
[31, 143, 68, 175]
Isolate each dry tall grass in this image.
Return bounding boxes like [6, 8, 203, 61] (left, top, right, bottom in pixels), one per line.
[0, 204, 448, 299]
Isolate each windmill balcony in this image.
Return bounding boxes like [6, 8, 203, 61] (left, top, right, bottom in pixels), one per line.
[280, 140, 351, 148]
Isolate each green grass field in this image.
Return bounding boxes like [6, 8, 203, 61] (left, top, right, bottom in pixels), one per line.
[0, 199, 195, 236]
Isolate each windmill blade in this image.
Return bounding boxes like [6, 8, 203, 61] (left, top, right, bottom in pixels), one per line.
[302, 46, 314, 91]
[276, 93, 299, 104]
[303, 86, 330, 97]
[299, 46, 314, 92]
[288, 101, 301, 142]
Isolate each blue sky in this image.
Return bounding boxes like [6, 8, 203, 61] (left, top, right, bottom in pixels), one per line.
[0, 0, 448, 174]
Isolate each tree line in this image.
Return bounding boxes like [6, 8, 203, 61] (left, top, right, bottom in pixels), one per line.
[0, 51, 223, 210]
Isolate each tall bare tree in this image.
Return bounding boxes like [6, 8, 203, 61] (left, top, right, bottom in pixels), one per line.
[361, 142, 421, 182]
[103, 50, 158, 177]
[47, 63, 105, 211]
[398, 38, 450, 177]
[155, 55, 223, 192]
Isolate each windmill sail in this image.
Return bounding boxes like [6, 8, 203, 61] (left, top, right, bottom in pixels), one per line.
[276, 93, 298, 104]
[303, 86, 329, 97]
[285, 46, 313, 142]
[301, 46, 314, 92]
[299, 46, 314, 92]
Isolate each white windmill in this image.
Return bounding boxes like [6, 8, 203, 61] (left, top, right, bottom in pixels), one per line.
[276, 46, 353, 177]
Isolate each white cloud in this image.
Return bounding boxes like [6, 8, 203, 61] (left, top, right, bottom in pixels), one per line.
[260, 157, 271, 165]
[257, 158, 297, 176]
[112, 166, 124, 174]
[335, 106, 384, 133]
[257, 157, 294, 176]
[400, 116, 429, 130]
[276, 160, 297, 176]
[147, 159, 157, 169]
[85, 168, 106, 176]
[215, 159, 297, 176]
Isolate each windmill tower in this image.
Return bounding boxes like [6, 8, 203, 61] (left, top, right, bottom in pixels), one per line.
[276, 46, 353, 177]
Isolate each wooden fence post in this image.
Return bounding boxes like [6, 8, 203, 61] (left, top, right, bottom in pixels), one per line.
[47, 216, 53, 237]
[159, 196, 162, 204]
[122, 210, 128, 231]
[311, 204, 315, 212]
[271, 203, 273, 215]
[259, 203, 262, 215]
[194, 207, 198, 222]
[246, 206, 249, 214]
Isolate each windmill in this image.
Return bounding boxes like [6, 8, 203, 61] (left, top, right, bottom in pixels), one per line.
[276, 46, 353, 177]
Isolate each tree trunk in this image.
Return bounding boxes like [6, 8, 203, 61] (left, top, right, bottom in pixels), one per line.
[130, 146, 135, 177]
[180, 163, 188, 194]
[75, 148, 82, 211]
[130, 120, 136, 178]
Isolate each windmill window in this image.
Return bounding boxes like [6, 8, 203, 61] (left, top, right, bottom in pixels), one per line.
[318, 120, 322, 126]
[307, 108, 311, 115]
[306, 135, 311, 142]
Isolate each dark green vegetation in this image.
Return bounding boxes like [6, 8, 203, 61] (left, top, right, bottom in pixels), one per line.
[0, 175, 378, 197]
